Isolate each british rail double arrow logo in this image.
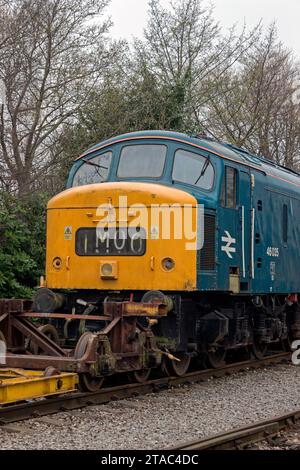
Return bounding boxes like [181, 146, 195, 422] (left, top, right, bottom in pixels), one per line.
[221, 231, 236, 259]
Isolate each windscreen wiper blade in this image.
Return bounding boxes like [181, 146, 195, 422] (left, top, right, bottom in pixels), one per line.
[195, 156, 210, 185]
[81, 158, 108, 171]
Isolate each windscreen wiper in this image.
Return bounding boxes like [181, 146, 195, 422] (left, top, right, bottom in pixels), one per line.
[195, 156, 210, 185]
[81, 158, 108, 171]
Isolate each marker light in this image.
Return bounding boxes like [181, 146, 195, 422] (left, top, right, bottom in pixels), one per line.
[161, 258, 175, 272]
[53, 257, 62, 270]
[100, 261, 118, 280]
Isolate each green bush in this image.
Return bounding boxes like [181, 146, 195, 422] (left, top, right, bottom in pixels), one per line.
[0, 192, 48, 299]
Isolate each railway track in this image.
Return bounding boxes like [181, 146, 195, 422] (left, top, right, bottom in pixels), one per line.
[0, 351, 291, 426]
[172, 409, 300, 450]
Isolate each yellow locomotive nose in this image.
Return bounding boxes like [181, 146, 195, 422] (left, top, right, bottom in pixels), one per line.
[45, 182, 198, 292]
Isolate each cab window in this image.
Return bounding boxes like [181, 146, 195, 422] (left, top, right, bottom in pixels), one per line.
[117, 145, 167, 178]
[221, 166, 237, 208]
[172, 149, 214, 190]
[73, 152, 112, 187]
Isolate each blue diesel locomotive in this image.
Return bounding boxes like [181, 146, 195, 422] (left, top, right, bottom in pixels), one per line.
[33, 130, 300, 378]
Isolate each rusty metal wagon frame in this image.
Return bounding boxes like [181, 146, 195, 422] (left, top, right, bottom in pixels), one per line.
[0, 299, 167, 390]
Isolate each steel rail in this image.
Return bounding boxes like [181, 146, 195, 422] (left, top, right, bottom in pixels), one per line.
[171, 409, 300, 450]
[0, 352, 291, 426]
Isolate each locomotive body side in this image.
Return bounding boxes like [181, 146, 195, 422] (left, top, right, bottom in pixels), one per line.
[214, 157, 300, 296]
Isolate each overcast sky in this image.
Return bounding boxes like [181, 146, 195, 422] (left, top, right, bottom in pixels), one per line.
[109, 0, 300, 58]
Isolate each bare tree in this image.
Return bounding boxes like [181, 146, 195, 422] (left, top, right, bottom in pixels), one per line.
[135, 0, 260, 131]
[0, 0, 122, 195]
[202, 25, 300, 168]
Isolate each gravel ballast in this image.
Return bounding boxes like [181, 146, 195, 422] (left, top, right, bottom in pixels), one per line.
[1, 363, 300, 450]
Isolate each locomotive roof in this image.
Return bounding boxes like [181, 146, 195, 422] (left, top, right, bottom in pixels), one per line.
[77, 130, 300, 188]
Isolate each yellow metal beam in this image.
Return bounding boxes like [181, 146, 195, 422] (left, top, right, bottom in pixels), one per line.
[0, 369, 78, 405]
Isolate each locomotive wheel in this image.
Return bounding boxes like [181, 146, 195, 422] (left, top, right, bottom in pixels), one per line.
[163, 353, 191, 377]
[129, 369, 151, 383]
[78, 374, 104, 392]
[31, 324, 60, 355]
[206, 348, 226, 369]
[251, 341, 268, 360]
[74, 332, 104, 392]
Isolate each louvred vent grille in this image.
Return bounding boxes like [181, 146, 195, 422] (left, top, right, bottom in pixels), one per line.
[200, 214, 215, 271]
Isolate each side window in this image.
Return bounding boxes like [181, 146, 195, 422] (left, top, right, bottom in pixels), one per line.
[73, 152, 112, 187]
[282, 204, 288, 243]
[221, 166, 237, 208]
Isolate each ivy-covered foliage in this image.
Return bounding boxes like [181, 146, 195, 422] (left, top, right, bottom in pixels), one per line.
[0, 193, 48, 298]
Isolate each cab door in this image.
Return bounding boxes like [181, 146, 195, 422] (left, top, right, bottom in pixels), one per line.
[218, 165, 252, 293]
